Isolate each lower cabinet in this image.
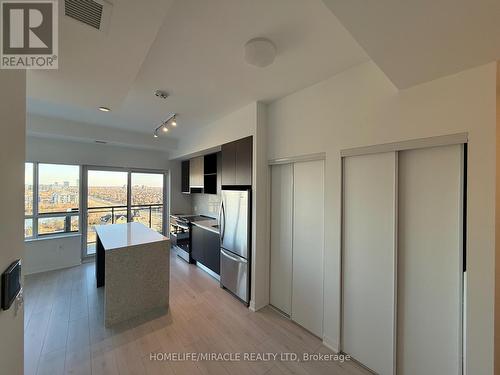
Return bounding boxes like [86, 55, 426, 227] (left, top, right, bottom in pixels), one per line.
[191, 225, 220, 275]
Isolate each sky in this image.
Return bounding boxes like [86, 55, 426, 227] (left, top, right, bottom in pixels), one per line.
[88, 171, 163, 187]
[26, 163, 164, 187]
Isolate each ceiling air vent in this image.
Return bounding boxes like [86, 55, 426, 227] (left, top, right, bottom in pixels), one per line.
[64, 0, 112, 32]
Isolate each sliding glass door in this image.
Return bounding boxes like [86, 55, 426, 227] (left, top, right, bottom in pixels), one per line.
[131, 173, 164, 233]
[83, 167, 167, 257]
[86, 169, 128, 255]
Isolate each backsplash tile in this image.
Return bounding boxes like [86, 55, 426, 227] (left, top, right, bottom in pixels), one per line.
[192, 193, 220, 218]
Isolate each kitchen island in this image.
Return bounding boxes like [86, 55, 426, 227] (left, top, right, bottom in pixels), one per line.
[95, 222, 170, 327]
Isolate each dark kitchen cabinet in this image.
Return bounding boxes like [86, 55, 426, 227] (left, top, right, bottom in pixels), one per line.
[203, 229, 220, 274]
[235, 136, 252, 186]
[191, 225, 220, 275]
[203, 152, 218, 194]
[181, 160, 190, 193]
[221, 140, 237, 186]
[191, 225, 204, 264]
[221, 136, 252, 186]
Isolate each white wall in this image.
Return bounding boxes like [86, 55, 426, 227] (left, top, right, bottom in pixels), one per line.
[28, 114, 178, 151]
[171, 103, 258, 158]
[267, 61, 496, 374]
[27, 136, 171, 170]
[24, 235, 81, 275]
[171, 102, 270, 310]
[495, 87, 500, 375]
[0, 71, 25, 374]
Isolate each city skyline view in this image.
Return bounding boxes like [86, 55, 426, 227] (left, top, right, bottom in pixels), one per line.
[27, 164, 164, 187]
[25, 163, 165, 242]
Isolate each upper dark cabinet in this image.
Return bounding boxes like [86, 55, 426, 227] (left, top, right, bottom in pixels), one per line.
[181, 160, 190, 194]
[203, 153, 218, 194]
[182, 153, 220, 194]
[221, 136, 252, 186]
[235, 136, 252, 186]
[221, 140, 237, 186]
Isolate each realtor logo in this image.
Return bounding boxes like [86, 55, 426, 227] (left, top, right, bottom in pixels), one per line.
[1, 0, 58, 69]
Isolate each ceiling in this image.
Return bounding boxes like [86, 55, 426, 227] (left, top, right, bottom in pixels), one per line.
[322, 0, 500, 88]
[27, 0, 369, 150]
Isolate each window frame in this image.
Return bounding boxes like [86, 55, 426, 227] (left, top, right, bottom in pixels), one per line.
[24, 162, 169, 257]
[24, 162, 34, 239]
[25, 161, 82, 239]
[82, 165, 168, 258]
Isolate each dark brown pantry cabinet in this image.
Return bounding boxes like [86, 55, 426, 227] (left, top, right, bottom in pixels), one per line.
[221, 136, 253, 186]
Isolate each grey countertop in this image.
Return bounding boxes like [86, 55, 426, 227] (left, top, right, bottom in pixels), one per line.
[192, 219, 220, 234]
[95, 222, 168, 251]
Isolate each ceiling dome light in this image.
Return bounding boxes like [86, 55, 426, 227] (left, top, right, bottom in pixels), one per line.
[244, 37, 276, 67]
[98, 106, 111, 112]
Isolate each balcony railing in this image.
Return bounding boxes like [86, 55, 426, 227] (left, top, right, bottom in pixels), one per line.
[25, 208, 79, 238]
[86, 204, 164, 254]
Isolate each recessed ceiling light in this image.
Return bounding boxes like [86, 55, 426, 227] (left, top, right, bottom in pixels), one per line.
[98, 106, 111, 112]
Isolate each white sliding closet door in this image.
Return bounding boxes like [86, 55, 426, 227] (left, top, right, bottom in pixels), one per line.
[270, 163, 293, 315]
[397, 145, 462, 375]
[342, 152, 396, 375]
[292, 160, 324, 337]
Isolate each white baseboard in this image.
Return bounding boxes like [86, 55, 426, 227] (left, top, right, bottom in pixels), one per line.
[25, 261, 81, 276]
[249, 300, 269, 312]
[322, 336, 339, 353]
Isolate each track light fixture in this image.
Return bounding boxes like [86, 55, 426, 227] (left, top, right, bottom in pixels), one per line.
[153, 113, 177, 138]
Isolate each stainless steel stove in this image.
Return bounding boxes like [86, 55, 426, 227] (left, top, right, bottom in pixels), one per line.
[170, 214, 213, 262]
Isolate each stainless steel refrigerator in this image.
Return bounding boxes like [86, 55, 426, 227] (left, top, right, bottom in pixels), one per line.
[219, 188, 251, 303]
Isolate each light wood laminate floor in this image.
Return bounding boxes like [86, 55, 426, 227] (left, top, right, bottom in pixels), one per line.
[24, 251, 370, 375]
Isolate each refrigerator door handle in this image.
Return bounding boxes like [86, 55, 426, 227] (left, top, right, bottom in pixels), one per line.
[221, 200, 226, 241]
[218, 200, 223, 237]
[221, 249, 247, 263]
